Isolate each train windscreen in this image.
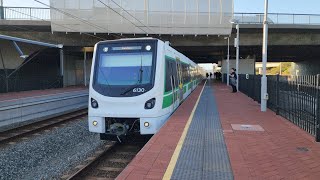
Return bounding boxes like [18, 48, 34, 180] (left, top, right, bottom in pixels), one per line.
[97, 52, 153, 86]
[92, 40, 157, 97]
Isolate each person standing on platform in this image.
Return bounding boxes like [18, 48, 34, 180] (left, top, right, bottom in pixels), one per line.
[210, 72, 213, 79]
[206, 73, 209, 79]
[229, 68, 237, 93]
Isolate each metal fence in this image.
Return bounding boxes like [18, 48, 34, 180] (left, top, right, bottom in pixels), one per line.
[234, 74, 320, 141]
[1, 6, 320, 25]
[235, 13, 320, 25]
[0, 7, 50, 20]
[0, 76, 63, 93]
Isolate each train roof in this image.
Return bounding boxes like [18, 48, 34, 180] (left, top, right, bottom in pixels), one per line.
[98, 37, 159, 43]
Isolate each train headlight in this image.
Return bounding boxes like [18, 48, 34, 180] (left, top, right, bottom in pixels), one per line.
[144, 98, 156, 109]
[144, 122, 150, 127]
[91, 98, 99, 109]
[93, 121, 98, 126]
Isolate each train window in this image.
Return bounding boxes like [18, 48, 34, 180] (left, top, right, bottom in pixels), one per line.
[97, 52, 153, 85]
[172, 61, 178, 88]
[181, 64, 190, 83]
[165, 60, 172, 92]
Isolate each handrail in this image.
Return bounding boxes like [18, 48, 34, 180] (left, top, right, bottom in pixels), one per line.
[234, 12, 320, 16]
[1, 6, 320, 25]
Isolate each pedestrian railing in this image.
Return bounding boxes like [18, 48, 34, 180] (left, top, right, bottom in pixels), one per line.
[234, 13, 320, 25]
[232, 74, 320, 141]
[0, 7, 50, 20]
[1, 7, 320, 25]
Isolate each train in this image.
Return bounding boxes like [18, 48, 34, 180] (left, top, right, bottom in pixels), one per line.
[88, 38, 205, 142]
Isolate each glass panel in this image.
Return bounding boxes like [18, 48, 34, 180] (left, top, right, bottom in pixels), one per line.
[65, 0, 79, 9]
[165, 60, 172, 92]
[186, 0, 197, 12]
[173, 0, 184, 12]
[80, 0, 93, 9]
[51, 0, 233, 35]
[198, 0, 209, 13]
[97, 52, 153, 85]
[149, 0, 172, 12]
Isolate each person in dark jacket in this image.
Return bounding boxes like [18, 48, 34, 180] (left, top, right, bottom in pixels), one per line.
[229, 68, 237, 93]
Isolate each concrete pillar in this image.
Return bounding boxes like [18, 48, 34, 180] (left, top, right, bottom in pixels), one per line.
[59, 49, 64, 87]
[84, 50, 87, 86]
[0, 0, 4, 20]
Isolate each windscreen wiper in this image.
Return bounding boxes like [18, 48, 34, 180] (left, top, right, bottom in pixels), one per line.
[120, 68, 144, 96]
[121, 53, 144, 96]
[120, 83, 139, 96]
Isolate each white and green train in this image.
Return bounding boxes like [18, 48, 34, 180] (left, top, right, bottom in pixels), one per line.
[88, 38, 205, 141]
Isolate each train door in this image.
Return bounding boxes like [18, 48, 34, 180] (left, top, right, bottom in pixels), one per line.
[171, 60, 179, 110]
[176, 58, 184, 103]
[165, 59, 178, 112]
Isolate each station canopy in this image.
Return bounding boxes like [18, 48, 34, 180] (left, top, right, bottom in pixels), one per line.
[50, 0, 233, 35]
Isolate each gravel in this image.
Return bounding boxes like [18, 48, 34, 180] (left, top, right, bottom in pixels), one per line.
[0, 118, 110, 180]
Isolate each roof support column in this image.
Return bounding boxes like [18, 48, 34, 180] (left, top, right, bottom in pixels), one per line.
[12, 41, 28, 59]
[83, 50, 87, 86]
[59, 48, 64, 86]
[0, 0, 4, 19]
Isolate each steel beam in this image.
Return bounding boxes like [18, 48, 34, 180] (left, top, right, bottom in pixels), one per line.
[0, 34, 63, 48]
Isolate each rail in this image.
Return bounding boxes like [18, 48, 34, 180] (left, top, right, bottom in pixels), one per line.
[234, 12, 320, 25]
[1, 7, 320, 25]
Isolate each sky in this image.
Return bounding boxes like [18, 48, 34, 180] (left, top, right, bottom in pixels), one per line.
[3, 0, 320, 14]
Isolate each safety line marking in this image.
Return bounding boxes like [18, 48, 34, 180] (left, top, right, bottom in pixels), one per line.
[162, 80, 207, 180]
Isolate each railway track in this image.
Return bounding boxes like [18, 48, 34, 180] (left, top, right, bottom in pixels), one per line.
[0, 109, 88, 145]
[63, 136, 151, 180]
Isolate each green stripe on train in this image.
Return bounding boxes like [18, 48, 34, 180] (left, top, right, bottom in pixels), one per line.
[188, 82, 192, 90]
[162, 93, 173, 108]
[183, 85, 187, 93]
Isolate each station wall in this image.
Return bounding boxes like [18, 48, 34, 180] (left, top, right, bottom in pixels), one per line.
[63, 52, 92, 87]
[0, 40, 93, 89]
[221, 59, 255, 75]
[292, 60, 320, 75]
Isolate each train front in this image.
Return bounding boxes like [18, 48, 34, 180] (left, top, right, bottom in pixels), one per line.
[88, 39, 161, 141]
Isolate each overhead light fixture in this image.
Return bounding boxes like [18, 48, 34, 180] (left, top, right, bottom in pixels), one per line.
[20, 55, 29, 59]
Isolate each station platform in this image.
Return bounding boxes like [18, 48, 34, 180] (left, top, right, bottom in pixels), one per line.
[0, 86, 88, 132]
[117, 80, 320, 180]
[0, 86, 87, 102]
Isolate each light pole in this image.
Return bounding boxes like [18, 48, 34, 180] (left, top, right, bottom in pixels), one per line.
[224, 37, 230, 86]
[235, 23, 239, 91]
[0, 0, 4, 20]
[261, 0, 269, 112]
[230, 19, 240, 91]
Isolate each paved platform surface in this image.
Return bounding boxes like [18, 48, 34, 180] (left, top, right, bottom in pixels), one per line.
[170, 82, 233, 180]
[117, 82, 205, 180]
[215, 83, 320, 180]
[0, 86, 87, 102]
[117, 81, 320, 180]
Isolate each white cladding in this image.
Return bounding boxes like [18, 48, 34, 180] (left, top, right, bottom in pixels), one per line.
[50, 0, 233, 35]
